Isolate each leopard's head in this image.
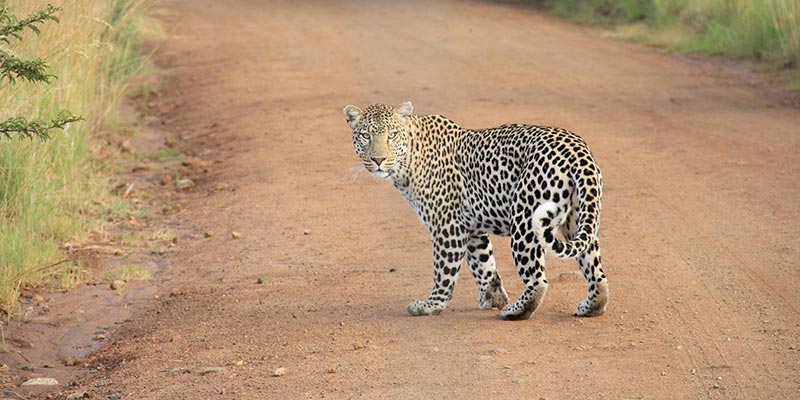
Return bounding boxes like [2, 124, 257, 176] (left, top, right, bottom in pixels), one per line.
[343, 101, 413, 180]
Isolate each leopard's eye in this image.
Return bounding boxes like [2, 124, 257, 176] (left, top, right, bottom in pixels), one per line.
[358, 132, 369, 140]
[388, 130, 398, 139]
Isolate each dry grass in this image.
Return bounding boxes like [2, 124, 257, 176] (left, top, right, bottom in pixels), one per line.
[0, 0, 153, 314]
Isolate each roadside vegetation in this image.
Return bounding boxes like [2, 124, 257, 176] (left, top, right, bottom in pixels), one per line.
[0, 0, 153, 314]
[526, 0, 800, 83]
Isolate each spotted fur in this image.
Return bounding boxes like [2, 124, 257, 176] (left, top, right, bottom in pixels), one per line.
[343, 102, 608, 319]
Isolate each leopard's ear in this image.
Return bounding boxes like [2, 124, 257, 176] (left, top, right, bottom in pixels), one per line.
[343, 105, 363, 128]
[395, 101, 413, 121]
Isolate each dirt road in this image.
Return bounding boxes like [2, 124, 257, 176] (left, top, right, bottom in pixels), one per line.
[53, 0, 800, 398]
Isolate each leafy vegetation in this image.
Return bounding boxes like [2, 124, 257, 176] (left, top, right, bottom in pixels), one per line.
[0, 0, 151, 314]
[525, 0, 800, 81]
[0, 3, 82, 141]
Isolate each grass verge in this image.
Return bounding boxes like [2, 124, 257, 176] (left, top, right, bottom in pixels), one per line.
[0, 0, 155, 314]
[521, 0, 800, 83]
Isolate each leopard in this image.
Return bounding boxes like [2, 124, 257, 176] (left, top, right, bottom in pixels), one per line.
[343, 101, 608, 320]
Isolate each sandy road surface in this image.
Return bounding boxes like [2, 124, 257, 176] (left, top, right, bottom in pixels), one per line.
[47, 0, 800, 398]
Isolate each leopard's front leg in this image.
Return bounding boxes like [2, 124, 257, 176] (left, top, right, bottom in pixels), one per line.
[407, 228, 466, 316]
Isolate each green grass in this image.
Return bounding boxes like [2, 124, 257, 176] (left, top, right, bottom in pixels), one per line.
[105, 264, 151, 282]
[108, 200, 148, 219]
[529, 0, 654, 24]
[0, 0, 153, 314]
[148, 145, 181, 162]
[524, 0, 800, 82]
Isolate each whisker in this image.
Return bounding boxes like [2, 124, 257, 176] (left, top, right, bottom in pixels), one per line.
[347, 164, 367, 182]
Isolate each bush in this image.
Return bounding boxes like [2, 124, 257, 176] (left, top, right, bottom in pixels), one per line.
[0, 3, 83, 141]
[529, 0, 653, 24]
[0, 0, 149, 314]
[527, 0, 800, 80]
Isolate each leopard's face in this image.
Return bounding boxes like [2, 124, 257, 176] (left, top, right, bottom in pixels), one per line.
[343, 102, 413, 180]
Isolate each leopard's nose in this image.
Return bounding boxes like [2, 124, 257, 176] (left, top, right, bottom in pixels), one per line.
[371, 157, 386, 166]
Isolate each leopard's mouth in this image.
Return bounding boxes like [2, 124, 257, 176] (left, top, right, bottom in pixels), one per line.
[372, 169, 393, 179]
[375, 170, 394, 179]
[363, 159, 395, 179]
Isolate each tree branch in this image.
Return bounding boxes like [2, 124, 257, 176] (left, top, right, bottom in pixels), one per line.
[0, 3, 61, 45]
[0, 49, 52, 84]
[0, 110, 83, 141]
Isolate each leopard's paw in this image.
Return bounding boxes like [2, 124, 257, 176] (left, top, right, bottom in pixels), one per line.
[479, 285, 509, 310]
[574, 297, 607, 317]
[499, 302, 534, 320]
[407, 299, 446, 316]
[575, 280, 608, 317]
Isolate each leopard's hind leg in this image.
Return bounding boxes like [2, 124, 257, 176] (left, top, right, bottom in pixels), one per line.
[500, 223, 548, 320]
[575, 239, 608, 316]
[560, 209, 608, 316]
[466, 234, 509, 310]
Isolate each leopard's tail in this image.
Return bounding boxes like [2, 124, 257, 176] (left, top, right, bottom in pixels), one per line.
[533, 167, 601, 259]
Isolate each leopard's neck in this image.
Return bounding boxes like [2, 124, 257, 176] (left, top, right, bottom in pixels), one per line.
[390, 115, 465, 227]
